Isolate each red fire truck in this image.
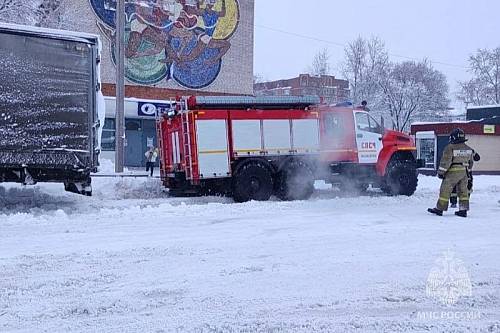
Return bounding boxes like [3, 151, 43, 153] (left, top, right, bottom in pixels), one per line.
[157, 96, 423, 202]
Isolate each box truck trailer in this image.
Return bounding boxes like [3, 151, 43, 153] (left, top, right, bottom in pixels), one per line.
[0, 23, 104, 196]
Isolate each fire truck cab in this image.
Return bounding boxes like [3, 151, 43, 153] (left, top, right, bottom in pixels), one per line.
[157, 96, 422, 202]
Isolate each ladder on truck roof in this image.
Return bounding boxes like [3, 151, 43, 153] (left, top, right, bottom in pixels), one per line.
[180, 99, 194, 181]
[188, 95, 321, 110]
[155, 116, 164, 179]
[156, 98, 177, 180]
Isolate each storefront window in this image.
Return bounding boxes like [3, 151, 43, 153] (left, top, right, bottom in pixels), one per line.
[418, 138, 436, 169]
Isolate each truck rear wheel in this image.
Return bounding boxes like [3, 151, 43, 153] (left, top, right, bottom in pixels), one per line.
[232, 161, 274, 203]
[382, 161, 418, 196]
[277, 160, 315, 201]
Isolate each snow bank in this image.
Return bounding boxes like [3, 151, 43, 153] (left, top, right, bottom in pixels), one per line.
[97, 158, 128, 174]
[93, 176, 167, 200]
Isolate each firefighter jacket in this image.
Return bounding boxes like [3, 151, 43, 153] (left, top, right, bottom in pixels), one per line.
[437, 142, 474, 177]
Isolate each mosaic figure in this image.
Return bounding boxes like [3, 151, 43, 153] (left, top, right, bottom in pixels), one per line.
[89, 0, 240, 88]
[179, 0, 231, 66]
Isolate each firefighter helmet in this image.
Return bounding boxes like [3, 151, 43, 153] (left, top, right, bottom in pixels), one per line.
[449, 128, 467, 144]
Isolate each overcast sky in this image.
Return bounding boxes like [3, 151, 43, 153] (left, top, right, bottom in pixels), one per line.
[253, 0, 500, 108]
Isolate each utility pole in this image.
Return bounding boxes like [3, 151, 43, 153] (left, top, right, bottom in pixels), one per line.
[115, 0, 125, 173]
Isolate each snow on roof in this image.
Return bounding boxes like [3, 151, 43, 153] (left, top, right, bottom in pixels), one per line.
[0, 22, 100, 45]
[268, 86, 293, 91]
[447, 109, 466, 116]
[467, 104, 500, 110]
[411, 120, 468, 126]
[412, 116, 499, 128]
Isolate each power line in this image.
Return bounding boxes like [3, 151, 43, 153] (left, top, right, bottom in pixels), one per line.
[255, 24, 346, 48]
[255, 24, 469, 70]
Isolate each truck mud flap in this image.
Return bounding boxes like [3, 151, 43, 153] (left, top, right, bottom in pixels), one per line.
[64, 181, 92, 196]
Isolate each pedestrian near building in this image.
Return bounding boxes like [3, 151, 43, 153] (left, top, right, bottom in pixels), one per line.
[145, 146, 158, 177]
[428, 129, 475, 218]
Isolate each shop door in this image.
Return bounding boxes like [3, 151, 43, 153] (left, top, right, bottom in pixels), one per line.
[142, 120, 158, 168]
[125, 120, 143, 167]
[125, 131, 143, 167]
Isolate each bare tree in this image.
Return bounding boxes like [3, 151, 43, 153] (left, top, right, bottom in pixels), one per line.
[342, 37, 367, 103]
[309, 48, 331, 76]
[0, 0, 63, 27]
[379, 60, 449, 131]
[457, 78, 490, 106]
[37, 0, 63, 28]
[365, 38, 389, 97]
[342, 36, 389, 108]
[253, 74, 265, 85]
[458, 47, 500, 106]
[0, 0, 41, 25]
[342, 37, 449, 129]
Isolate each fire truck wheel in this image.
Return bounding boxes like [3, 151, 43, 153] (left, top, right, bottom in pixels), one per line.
[277, 161, 315, 201]
[232, 161, 274, 203]
[382, 161, 418, 196]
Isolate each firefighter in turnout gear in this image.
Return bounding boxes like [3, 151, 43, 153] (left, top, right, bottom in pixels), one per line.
[450, 151, 481, 208]
[428, 129, 475, 218]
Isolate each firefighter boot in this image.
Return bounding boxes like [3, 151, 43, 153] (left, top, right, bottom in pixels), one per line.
[455, 210, 468, 218]
[450, 193, 458, 209]
[428, 208, 443, 216]
[450, 186, 458, 208]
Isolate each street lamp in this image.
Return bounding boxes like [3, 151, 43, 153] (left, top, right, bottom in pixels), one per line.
[115, 0, 125, 173]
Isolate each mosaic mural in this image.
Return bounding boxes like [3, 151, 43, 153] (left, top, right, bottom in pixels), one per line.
[89, 0, 240, 89]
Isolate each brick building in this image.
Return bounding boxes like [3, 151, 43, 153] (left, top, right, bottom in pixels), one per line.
[254, 74, 350, 105]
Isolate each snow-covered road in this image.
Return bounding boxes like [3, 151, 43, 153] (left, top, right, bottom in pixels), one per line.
[1, 176, 500, 332]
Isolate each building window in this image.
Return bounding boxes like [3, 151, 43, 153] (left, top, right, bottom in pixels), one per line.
[101, 118, 116, 151]
[300, 76, 308, 87]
